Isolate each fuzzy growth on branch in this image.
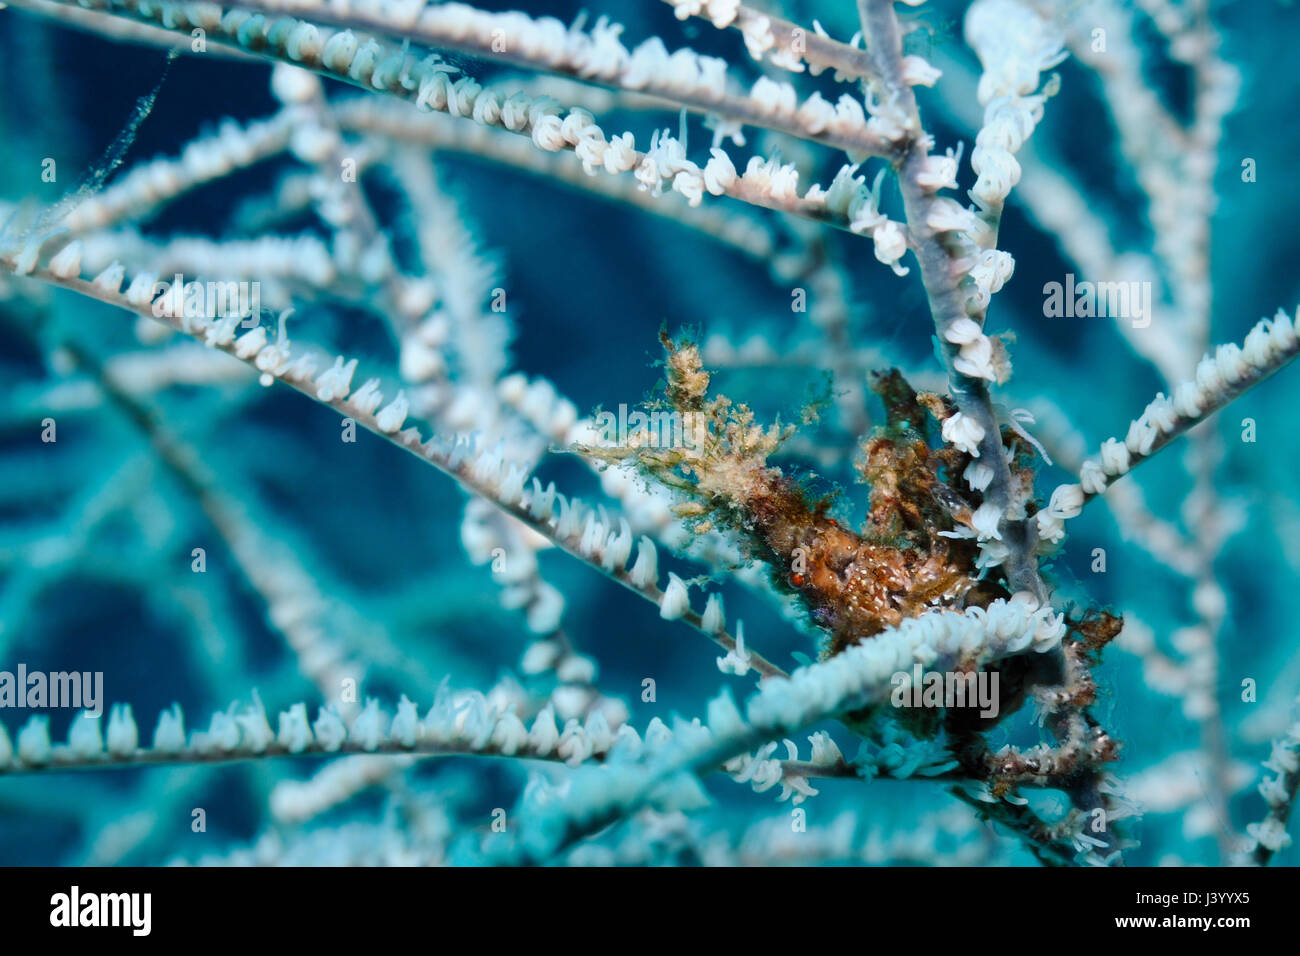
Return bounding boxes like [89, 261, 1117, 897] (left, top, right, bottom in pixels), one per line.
[584, 335, 1037, 657]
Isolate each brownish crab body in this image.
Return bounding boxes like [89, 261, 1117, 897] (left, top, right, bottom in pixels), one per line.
[583, 337, 1021, 658]
[738, 472, 981, 655]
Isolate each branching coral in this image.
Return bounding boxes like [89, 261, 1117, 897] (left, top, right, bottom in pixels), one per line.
[0, 0, 1298, 869]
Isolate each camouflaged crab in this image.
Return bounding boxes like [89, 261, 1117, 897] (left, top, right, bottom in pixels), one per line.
[584, 335, 1050, 659]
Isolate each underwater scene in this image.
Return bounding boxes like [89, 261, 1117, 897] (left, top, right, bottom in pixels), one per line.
[0, 0, 1299, 869]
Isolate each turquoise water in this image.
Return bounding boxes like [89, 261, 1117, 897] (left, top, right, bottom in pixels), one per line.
[1, 0, 1298, 866]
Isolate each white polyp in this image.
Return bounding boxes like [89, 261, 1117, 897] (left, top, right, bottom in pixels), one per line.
[1046, 483, 1085, 519]
[740, 14, 776, 60]
[944, 317, 983, 345]
[376, 391, 410, 433]
[628, 536, 659, 588]
[371, 53, 409, 92]
[528, 706, 559, 756]
[551, 495, 576, 538]
[1216, 342, 1250, 384]
[349, 378, 384, 416]
[234, 325, 267, 360]
[660, 572, 691, 620]
[871, 220, 909, 274]
[579, 511, 606, 559]
[531, 114, 567, 151]
[964, 460, 994, 492]
[601, 519, 633, 571]
[1035, 510, 1065, 546]
[751, 76, 797, 117]
[525, 583, 565, 635]
[1124, 417, 1158, 457]
[1079, 460, 1107, 496]
[496, 372, 528, 405]
[526, 478, 557, 521]
[13, 239, 41, 276]
[92, 261, 126, 293]
[968, 249, 1015, 304]
[953, 333, 997, 380]
[701, 593, 725, 633]
[49, 240, 84, 279]
[1249, 817, 1292, 853]
[584, 710, 615, 754]
[204, 315, 241, 348]
[901, 54, 942, 87]
[125, 272, 158, 307]
[499, 464, 527, 507]
[610, 723, 643, 760]
[1195, 355, 1225, 397]
[1145, 394, 1178, 434]
[347, 38, 381, 84]
[416, 70, 452, 112]
[153, 705, 185, 753]
[557, 719, 593, 766]
[808, 731, 844, 766]
[941, 411, 985, 456]
[312, 706, 347, 751]
[390, 695, 421, 747]
[277, 703, 312, 753]
[492, 712, 529, 755]
[107, 704, 138, 756]
[703, 148, 737, 195]
[17, 717, 52, 765]
[1244, 323, 1274, 369]
[271, 60, 318, 101]
[472, 440, 507, 491]
[797, 92, 834, 133]
[400, 338, 444, 382]
[338, 700, 379, 752]
[68, 712, 104, 759]
[970, 502, 1003, 540]
[926, 199, 980, 233]
[521, 638, 561, 674]
[284, 354, 320, 386]
[315, 356, 358, 402]
[1271, 309, 1297, 353]
[206, 710, 241, 753]
[1100, 438, 1131, 476]
[557, 654, 596, 685]
[1173, 381, 1204, 418]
